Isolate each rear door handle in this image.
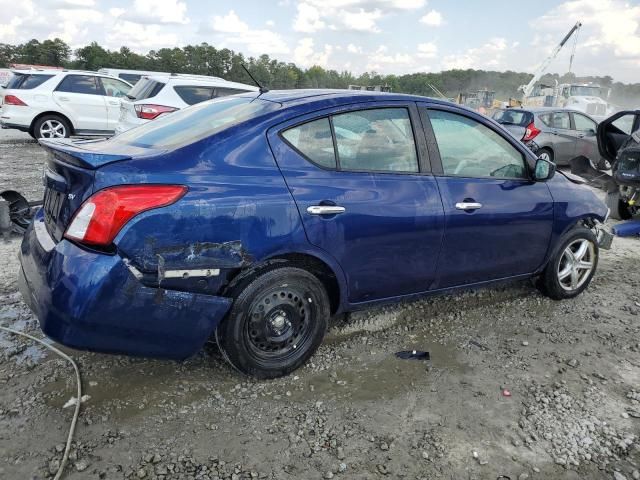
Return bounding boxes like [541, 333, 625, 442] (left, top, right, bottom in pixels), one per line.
[58, 96, 70, 101]
[108, 100, 119, 106]
[455, 202, 482, 210]
[307, 205, 346, 215]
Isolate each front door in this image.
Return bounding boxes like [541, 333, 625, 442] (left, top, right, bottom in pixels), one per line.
[269, 103, 445, 304]
[53, 75, 108, 132]
[99, 77, 133, 132]
[419, 104, 554, 289]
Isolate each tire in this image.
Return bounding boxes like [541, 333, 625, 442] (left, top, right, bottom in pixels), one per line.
[215, 266, 330, 378]
[33, 115, 71, 139]
[537, 148, 554, 163]
[606, 190, 633, 220]
[538, 226, 599, 300]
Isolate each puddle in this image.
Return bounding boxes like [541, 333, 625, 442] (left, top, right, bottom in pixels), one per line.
[300, 337, 469, 402]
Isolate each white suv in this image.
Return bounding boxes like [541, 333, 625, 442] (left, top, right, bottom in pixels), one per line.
[0, 69, 132, 139]
[116, 74, 258, 134]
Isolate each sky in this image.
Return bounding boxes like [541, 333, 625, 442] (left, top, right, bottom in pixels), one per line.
[1, 0, 640, 82]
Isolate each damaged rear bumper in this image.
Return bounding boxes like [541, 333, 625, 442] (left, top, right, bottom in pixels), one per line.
[18, 211, 232, 360]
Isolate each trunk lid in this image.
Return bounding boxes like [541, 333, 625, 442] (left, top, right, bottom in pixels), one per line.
[39, 138, 163, 242]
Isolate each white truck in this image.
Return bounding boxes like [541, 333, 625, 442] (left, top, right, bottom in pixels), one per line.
[525, 83, 612, 120]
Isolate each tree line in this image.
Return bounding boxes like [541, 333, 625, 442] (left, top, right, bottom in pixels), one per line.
[2, 38, 639, 106]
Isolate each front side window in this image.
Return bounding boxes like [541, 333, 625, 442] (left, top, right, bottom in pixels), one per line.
[174, 86, 215, 105]
[573, 113, 597, 132]
[100, 77, 131, 98]
[282, 118, 336, 168]
[429, 109, 527, 179]
[333, 108, 419, 172]
[56, 75, 100, 95]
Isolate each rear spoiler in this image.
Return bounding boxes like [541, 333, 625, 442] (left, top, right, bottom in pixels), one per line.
[39, 138, 132, 170]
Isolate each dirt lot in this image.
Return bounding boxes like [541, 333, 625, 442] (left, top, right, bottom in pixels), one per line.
[0, 130, 639, 480]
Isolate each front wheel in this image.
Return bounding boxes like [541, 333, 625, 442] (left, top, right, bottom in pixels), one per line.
[537, 227, 599, 300]
[216, 267, 330, 378]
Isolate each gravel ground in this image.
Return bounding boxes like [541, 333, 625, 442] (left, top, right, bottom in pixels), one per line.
[0, 135, 639, 480]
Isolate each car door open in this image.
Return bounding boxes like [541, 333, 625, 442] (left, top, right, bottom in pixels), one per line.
[269, 103, 445, 305]
[420, 104, 554, 289]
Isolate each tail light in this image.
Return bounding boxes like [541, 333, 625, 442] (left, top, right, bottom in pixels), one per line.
[134, 104, 178, 120]
[523, 122, 541, 142]
[4, 95, 27, 106]
[64, 185, 187, 247]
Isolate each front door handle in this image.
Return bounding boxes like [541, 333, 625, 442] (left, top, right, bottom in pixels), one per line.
[455, 202, 483, 210]
[307, 205, 346, 215]
[108, 100, 119, 106]
[58, 96, 70, 101]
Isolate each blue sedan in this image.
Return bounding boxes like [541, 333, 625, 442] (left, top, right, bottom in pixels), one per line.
[18, 90, 610, 378]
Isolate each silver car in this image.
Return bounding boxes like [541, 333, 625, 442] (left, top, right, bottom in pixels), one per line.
[493, 108, 603, 167]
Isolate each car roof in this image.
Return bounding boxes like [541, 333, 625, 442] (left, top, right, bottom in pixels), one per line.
[143, 74, 258, 91]
[236, 88, 455, 108]
[499, 107, 596, 116]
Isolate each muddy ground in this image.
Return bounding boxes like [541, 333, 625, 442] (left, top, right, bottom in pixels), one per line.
[0, 129, 639, 480]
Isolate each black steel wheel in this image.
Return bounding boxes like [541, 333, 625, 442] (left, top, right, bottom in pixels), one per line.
[216, 266, 330, 378]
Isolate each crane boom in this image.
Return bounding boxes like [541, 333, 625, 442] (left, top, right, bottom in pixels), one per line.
[520, 21, 582, 100]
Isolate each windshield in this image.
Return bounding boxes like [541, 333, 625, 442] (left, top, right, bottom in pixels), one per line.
[570, 86, 601, 97]
[108, 95, 278, 149]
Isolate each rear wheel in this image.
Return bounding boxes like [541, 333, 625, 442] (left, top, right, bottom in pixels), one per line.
[216, 267, 330, 378]
[33, 115, 71, 139]
[606, 190, 634, 220]
[537, 227, 598, 300]
[537, 147, 554, 163]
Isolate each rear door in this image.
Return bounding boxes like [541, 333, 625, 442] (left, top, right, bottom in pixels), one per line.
[53, 75, 108, 132]
[539, 111, 575, 163]
[268, 102, 445, 304]
[99, 77, 132, 131]
[419, 103, 554, 288]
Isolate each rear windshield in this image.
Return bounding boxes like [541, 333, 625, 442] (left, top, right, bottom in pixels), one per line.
[492, 109, 532, 127]
[108, 95, 278, 149]
[6, 73, 54, 90]
[127, 78, 165, 100]
[119, 73, 142, 85]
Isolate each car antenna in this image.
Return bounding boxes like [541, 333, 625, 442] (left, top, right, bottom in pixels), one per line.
[241, 64, 269, 94]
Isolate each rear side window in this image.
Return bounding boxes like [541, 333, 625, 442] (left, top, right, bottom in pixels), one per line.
[539, 112, 570, 129]
[6, 74, 54, 89]
[108, 96, 278, 149]
[56, 75, 100, 95]
[281, 108, 419, 173]
[429, 109, 526, 179]
[333, 109, 418, 172]
[174, 86, 215, 105]
[282, 118, 336, 168]
[215, 87, 251, 97]
[127, 78, 165, 100]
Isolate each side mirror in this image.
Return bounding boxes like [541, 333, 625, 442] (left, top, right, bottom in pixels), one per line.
[534, 157, 556, 181]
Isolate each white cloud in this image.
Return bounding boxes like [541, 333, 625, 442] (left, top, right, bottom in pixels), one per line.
[106, 21, 180, 50]
[417, 42, 437, 58]
[420, 9, 442, 26]
[129, 0, 189, 25]
[207, 11, 289, 55]
[290, 0, 424, 33]
[293, 3, 326, 32]
[294, 37, 332, 67]
[212, 10, 248, 33]
[347, 43, 363, 54]
[266, 20, 275, 27]
[441, 37, 507, 70]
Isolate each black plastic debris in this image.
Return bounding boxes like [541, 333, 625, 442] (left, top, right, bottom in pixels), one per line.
[395, 350, 430, 361]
